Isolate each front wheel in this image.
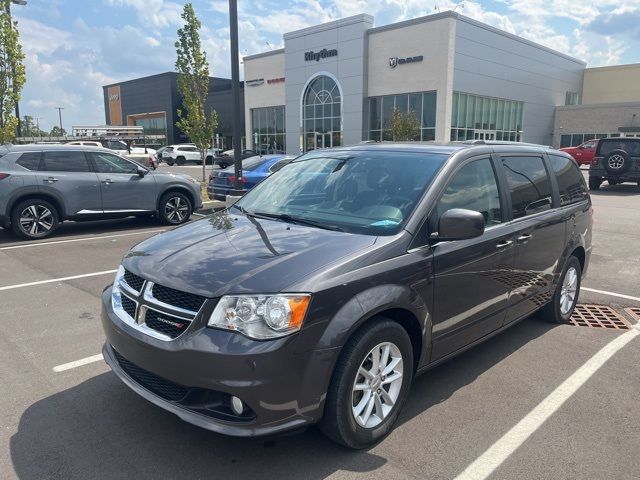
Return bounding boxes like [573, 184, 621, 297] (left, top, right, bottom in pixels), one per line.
[158, 192, 192, 225]
[176, 156, 186, 166]
[542, 255, 581, 324]
[320, 318, 413, 449]
[11, 198, 60, 239]
[588, 176, 602, 190]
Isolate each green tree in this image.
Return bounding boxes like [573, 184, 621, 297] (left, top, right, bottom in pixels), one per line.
[389, 108, 420, 142]
[175, 3, 218, 182]
[0, 0, 26, 144]
[50, 125, 67, 137]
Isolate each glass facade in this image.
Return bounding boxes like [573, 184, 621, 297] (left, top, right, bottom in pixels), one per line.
[369, 91, 436, 141]
[558, 132, 637, 148]
[251, 105, 286, 154]
[450, 92, 524, 142]
[133, 114, 167, 141]
[302, 76, 342, 152]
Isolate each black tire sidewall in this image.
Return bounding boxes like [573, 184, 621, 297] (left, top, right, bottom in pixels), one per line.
[603, 149, 630, 175]
[159, 192, 192, 225]
[548, 256, 582, 323]
[588, 177, 601, 190]
[11, 199, 59, 239]
[323, 319, 413, 449]
[176, 156, 186, 166]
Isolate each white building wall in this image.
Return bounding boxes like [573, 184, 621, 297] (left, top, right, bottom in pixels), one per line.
[242, 50, 286, 150]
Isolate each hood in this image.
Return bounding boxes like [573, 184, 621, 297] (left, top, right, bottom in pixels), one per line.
[123, 211, 377, 297]
[559, 147, 576, 152]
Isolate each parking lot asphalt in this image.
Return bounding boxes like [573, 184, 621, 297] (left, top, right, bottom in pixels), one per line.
[1, 171, 639, 479]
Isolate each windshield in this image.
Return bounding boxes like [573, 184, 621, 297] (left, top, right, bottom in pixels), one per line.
[235, 150, 447, 235]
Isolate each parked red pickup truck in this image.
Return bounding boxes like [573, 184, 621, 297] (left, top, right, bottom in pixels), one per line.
[560, 139, 598, 165]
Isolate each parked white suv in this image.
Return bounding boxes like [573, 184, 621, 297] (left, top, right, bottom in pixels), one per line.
[163, 144, 221, 165]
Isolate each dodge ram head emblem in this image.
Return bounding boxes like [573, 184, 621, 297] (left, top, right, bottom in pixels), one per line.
[389, 57, 398, 68]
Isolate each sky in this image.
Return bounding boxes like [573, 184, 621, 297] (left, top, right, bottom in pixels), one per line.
[13, 0, 640, 132]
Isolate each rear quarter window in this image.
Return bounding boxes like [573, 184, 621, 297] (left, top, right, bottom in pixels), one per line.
[549, 154, 588, 206]
[16, 152, 42, 171]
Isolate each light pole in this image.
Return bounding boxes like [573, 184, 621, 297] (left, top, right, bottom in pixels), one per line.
[8, 0, 27, 137]
[229, 0, 243, 193]
[55, 106, 64, 133]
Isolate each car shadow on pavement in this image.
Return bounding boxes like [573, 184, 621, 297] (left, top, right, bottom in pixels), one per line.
[589, 184, 640, 196]
[10, 317, 554, 480]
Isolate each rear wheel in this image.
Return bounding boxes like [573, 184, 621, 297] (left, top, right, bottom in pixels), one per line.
[588, 176, 602, 190]
[166, 159, 175, 166]
[176, 156, 186, 166]
[319, 318, 413, 449]
[11, 198, 60, 240]
[158, 191, 192, 225]
[542, 256, 581, 324]
[205, 156, 213, 165]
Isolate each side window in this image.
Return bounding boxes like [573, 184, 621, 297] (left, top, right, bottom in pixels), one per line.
[436, 158, 503, 227]
[501, 156, 552, 219]
[42, 151, 91, 172]
[549, 154, 588, 206]
[270, 159, 290, 173]
[16, 152, 42, 171]
[91, 152, 139, 174]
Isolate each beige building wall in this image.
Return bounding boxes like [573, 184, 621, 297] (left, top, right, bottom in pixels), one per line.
[243, 50, 286, 149]
[582, 64, 640, 104]
[367, 17, 456, 142]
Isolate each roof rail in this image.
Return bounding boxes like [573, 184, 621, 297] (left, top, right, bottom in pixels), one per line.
[460, 140, 552, 148]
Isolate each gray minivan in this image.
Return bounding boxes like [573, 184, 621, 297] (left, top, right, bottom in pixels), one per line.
[101, 142, 592, 448]
[0, 145, 202, 239]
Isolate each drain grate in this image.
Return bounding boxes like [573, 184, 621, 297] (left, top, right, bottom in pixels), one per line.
[624, 307, 640, 324]
[570, 304, 631, 330]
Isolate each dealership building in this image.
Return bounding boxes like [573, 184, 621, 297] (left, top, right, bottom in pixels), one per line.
[102, 72, 244, 147]
[243, 11, 588, 154]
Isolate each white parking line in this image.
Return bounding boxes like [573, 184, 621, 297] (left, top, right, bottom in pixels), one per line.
[454, 324, 640, 480]
[582, 287, 640, 303]
[0, 229, 165, 251]
[0, 270, 117, 292]
[53, 354, 104, 372]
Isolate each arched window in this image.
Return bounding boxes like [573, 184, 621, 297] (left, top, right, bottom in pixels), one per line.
[302, 75, 342, 152]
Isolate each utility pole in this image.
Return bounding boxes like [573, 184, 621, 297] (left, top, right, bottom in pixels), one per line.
[229, 0, 243, 193]
[55, 106, 64, 132]
[8, 0, 28, 137]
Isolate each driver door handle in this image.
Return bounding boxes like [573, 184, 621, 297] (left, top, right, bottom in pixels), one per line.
[517, 233, 533, 243]
[496, 240, 513, 249]
[44, 176, 58, 183]
[102, 178, 113, 185]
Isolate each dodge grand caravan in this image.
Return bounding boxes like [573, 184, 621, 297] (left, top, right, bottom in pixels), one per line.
[101, 142, 592, 448]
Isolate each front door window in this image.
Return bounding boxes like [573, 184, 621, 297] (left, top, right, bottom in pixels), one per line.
[302, 75, 342, 152]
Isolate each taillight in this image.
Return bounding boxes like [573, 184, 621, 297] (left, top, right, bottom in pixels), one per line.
[228, 176, 247, 184]
[0, 173, 10, 180]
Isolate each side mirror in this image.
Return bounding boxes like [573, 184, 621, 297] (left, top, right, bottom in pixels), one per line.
[433, 208, 485, 242]
[137, 166, 148, 177]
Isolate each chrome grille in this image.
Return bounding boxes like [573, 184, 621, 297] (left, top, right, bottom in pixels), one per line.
[151, 283, 207, 312]
[121, 294, 137, 318]
[123, 269, 144, 293]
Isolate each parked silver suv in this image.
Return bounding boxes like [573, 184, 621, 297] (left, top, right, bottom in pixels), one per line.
[0, 145, 202, 239]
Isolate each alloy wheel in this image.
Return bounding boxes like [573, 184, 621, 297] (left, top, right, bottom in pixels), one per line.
[560, 266, 578, 315]
[608, 154, 625, 170]
[164, 196, 189, 223]
[19, 204, 54, 236]
[351, 342, 404, 429]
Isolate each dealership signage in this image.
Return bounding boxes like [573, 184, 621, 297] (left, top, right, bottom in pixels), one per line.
[108, 93, 119, 101]
[245, 78, 265, 86]
[305, 48, 338, 62]
[389, 55, 424, 68]
[267, 77, 285, 84]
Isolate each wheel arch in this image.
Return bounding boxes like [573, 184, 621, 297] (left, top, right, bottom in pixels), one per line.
[7, 190, 66, 220]
[157, 186, 195, 213]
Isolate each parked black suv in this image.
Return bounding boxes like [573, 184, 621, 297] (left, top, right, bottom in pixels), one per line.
[101, 142, 592, 448]
[588, 137, 640, 190]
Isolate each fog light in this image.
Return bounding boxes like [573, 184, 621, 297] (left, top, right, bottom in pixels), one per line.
[230, 396, 244, 415]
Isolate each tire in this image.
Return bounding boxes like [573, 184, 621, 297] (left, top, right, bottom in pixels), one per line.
[11, 198, 60, 240]
[541, 256, 581, 324]
[219, 163, 228, 169]
[319, 317, 414, 449]
[176, 156, 186, 166]
[603, 149, 631, 175]
[166, 159, 175, 166]
[158, 191, 192, 225]
[588, 176, 602, 190]
[205, 156, 213, 165]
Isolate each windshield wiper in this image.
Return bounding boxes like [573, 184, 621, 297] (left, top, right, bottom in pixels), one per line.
[251, 211, 343, 232]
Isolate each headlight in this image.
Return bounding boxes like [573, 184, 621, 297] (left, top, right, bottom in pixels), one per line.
[208, 294, 311, 340]
[111, 265, 125, 312]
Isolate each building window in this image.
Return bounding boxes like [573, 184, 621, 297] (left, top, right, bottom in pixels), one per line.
[565, 91, 579, 106]
[450, 92, 524, 142]
[560, 133, 618, 148]
[251, 105, 285, 154]
[302, 75, 342, 152]
[369, 91, 436, 141]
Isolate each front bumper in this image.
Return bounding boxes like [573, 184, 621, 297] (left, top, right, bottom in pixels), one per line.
[101, 286, 337, 437]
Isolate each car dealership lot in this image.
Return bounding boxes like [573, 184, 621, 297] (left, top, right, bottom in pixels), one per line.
[1, 177, 639, 479]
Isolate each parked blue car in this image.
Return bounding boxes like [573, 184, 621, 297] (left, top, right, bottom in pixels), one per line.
[207, 154, 295, 200]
